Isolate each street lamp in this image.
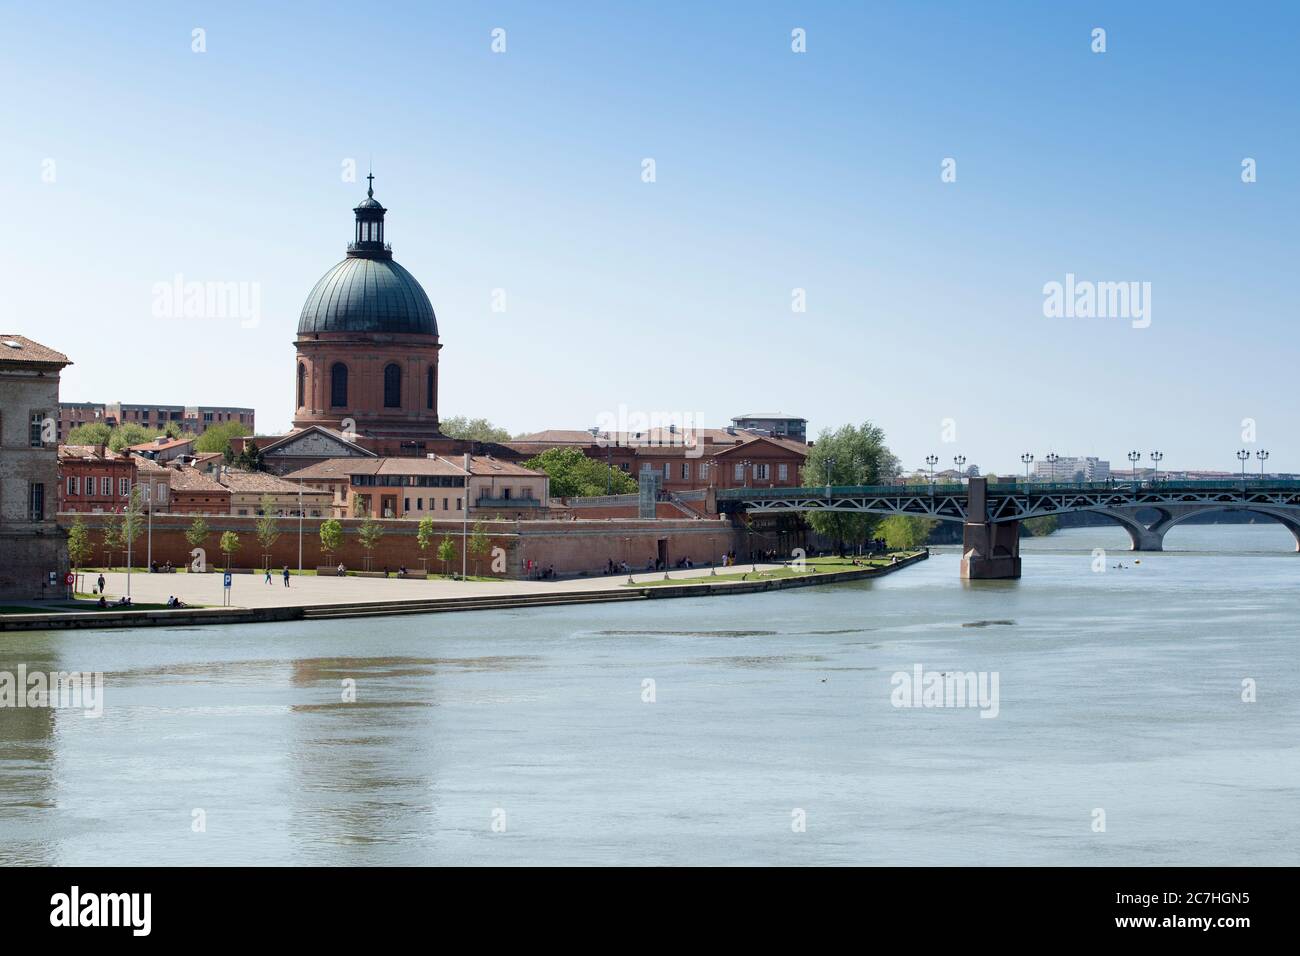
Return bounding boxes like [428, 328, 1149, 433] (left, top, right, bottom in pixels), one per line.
[1127, 450, 1141, 483]
[1020, 453, 1034, 482]
[740, 459, 751, 488]
[297, 477, 304, 573]
[824, 456, 836, 494]
[1044, 452, 1059, 483]
[1150, 451, 1163, 483]
[925, 454, 938, 486]
[1256, 449, 1269, 477]
[1236, 448, 1250, 481]
[953, 455, 966, 482]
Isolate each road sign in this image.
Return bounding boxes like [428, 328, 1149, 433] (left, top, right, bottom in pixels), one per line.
[223, 572, 232, 588]
[64, 572, 74, 586]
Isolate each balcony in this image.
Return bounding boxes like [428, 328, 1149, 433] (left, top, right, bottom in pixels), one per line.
[475, 495, 541, 509]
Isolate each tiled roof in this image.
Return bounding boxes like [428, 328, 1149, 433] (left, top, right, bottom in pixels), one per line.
[0, 335, 71, 366]
[128, 437, 194, 452]
[167, 468, 229, 494]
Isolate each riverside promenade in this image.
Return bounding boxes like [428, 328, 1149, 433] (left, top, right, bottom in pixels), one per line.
[0, 552, 928, 631]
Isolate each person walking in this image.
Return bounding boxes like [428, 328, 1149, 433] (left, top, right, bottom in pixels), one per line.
[282, 566, 291, 587]
[264, 567, 273, 585]
[96, 573, 105, 594]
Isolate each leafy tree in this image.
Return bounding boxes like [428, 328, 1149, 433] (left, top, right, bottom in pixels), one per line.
[801, 422, 901, 553]
[357, 517, 385, 570]
[437, 533, 457, 577]
[416, 516, 435, 569]
[523, 446, 637, 498]
[193, 420, 253, 457]
[186, 516, 210, 571]
[1023, 515, 1059, 536]
[877, 515, 938, 550]
[439, 415, 513, 443]
[66, 516, 91, 570]
[66, 421, 112, 446]
[255, 495, 281, 566]
[108, 423, 163, 453]
[319, 519, 343, 564]
[219, 530, 241, 569]
[120, 485, 146, 565]
[236, 440, 264, 472]
[468, 520, 490, 576]
[101, 513, 122, 567]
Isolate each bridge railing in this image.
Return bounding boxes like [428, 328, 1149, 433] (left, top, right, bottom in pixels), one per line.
[717, 478, 1300, 501]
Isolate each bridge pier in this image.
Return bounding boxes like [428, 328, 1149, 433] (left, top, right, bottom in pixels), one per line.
[960, 478, 1021, 580]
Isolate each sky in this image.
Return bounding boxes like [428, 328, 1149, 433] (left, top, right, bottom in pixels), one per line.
[2, 1, 1296, 475]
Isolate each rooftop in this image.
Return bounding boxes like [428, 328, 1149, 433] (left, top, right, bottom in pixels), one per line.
[0, 334, 71, 367]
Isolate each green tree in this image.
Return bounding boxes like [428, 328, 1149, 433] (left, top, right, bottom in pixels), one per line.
[801, 422, 901, 553]
[255, 495, 281, 567]
[877, 514, 938, 550]
[185, 516, 210, 571]
[66, 421, 112, 446]
[439, 415, 513, 443]
[108, 423, 163, 453]
[236, 440, 264, 472]
[120, 485, 146, 566]
[193, 420, 253, 457]
[1023, 515, 1059, 536]
[319, 519, 343, 565]
[101, 513, 122, 567]
[468, 520, 490, 576]
[523, 446, 637, 498]
[416, 516, 435, 570]
[437, 533, 457, 577]
[357, 517, 385, 571]
[66, 516, 91, 570]
[219, 530, 241, 569]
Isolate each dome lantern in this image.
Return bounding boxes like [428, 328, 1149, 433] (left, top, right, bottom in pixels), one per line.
[349, 171, 390, 259]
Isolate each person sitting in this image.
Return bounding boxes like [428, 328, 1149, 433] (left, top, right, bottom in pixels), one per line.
[337, 562, 346, 576]
[97, 595, 108, 609]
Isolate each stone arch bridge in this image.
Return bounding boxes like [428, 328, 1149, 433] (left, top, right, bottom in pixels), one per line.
[712, 477, 1300, 579]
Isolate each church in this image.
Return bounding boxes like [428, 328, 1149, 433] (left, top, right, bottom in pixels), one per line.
[253, 177, 519, 474]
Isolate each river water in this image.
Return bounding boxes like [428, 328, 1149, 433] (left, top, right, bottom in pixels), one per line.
[2, 524, 1297, 865]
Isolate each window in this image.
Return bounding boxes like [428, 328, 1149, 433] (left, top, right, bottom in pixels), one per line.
[426, 366, 435, 409]
[101, 477, 111, 496]
[734, 464, 744, 480]
[119, 477, 130, 497]
[700, 462, 708, 479]
[297, 363, 306, 408]
[67, 476, 79, 496]
[404, 497, 410, 513]
[456, 498, 462, 512]
[681, 463, 690, 480]
[755, 464, 770, 481]
[383, 363, 401, 408]
[663, 463, 671, 479]
[443, 498, 448, 511]
[330, 363, 349, 407]
[417, 498, 424, 511]
[29, 483, 45, 520]
[158, 485, 168, 504]
[30, 412, 46, 447]
[778, 463, 788, 481]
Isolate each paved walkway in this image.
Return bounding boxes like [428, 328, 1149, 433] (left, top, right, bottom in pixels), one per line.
[78, 565, 793, 610]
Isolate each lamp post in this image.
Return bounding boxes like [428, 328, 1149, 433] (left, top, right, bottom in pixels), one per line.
[1150, 450, 1163, 483]
[953, 455, 966, 482]
[1236, 448, 1250, 481]
[741, 459, 751, 488]
[925, 454, 938, 486]
[710, 534, 716, 576]
[824, 456, 836, 495]
[1020, 453, 1034, 482]
[1044, 452, 1059, 483]
[1127, 450, 1141, 483]
[625, 536, 634, 585]
[297, 477, 304, 573]
[1256, 449, 1269, 477]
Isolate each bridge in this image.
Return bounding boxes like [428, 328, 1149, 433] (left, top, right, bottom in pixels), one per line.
[711, 477, 1300, 579]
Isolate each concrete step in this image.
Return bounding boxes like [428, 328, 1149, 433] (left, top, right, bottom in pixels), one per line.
[300, 591, 647, 619]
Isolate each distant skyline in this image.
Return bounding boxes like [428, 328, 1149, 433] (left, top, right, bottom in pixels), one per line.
[3, 1, 1296, 475]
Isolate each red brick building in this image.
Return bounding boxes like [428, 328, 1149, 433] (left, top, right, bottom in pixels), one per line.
[57, 445, 171, 513]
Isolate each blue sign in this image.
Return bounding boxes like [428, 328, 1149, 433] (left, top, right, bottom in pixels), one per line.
[223, 572, 232, 589]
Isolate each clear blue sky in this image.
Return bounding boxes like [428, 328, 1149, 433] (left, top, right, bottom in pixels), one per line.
[2, 1, 1295, 474]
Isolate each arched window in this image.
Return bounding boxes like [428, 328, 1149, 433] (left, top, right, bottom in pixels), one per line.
[384, 363, 401, 408]
[297, 363, 306, 408]
[426, 366, 435, 410]
[330, 363, 348, 408]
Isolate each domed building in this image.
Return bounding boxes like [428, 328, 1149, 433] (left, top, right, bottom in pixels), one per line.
[292, 176, 442, 446]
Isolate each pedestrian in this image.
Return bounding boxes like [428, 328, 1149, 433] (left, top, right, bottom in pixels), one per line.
[97, 573, 105, 594]
[265, 567, 272, 585]
[283, 566, 290, 587]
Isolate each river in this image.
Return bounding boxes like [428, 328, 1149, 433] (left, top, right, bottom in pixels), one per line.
[2, 523, 1297, 865]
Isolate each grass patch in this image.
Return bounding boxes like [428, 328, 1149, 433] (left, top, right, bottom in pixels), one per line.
[625, 552, 922, 588]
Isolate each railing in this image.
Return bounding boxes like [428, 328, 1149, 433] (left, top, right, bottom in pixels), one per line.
[475, 495, 540, 508]
[719, 478, 1300, 500]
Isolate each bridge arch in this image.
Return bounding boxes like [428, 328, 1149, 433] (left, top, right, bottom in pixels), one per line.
[1097, 505, 1300, 552]
[1158, 506, 1300, 552]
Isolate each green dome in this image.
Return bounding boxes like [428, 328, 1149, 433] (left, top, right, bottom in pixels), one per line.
[297, 256, 437, 336]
